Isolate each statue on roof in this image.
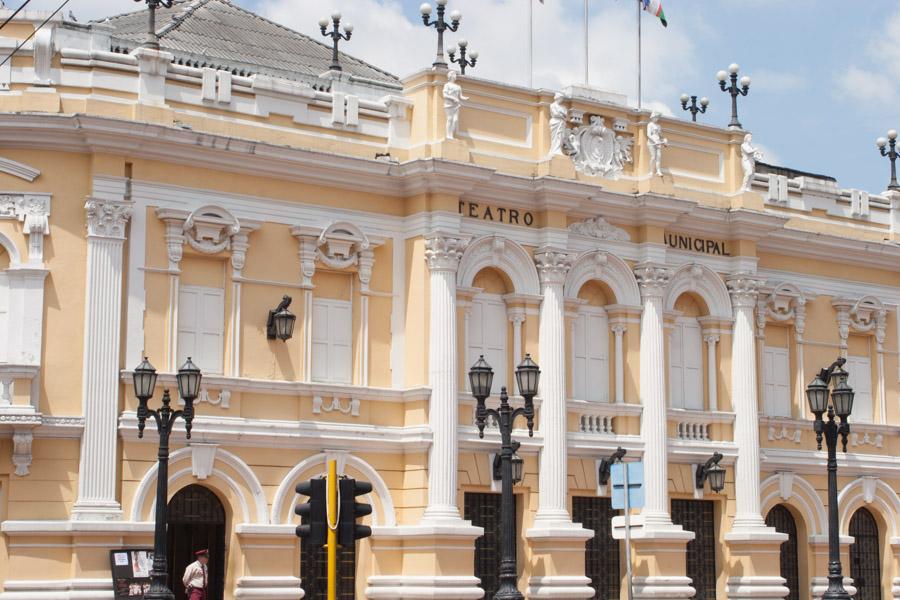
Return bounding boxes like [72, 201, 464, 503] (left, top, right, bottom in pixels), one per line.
[647, 111, 668, 177]
[549, 92, 569, 157]
[741, 132, 763, 191]
[443, 71, 468, 140]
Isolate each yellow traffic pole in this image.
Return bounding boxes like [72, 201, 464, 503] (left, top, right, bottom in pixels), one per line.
[326, 459, 338, 600]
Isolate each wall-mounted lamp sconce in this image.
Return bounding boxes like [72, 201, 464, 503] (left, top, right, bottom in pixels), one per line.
[266, 295, 296, 341]
[492, 441, 524, 484]
[695, 451, 725, 493]
[598, 446, 627, 486]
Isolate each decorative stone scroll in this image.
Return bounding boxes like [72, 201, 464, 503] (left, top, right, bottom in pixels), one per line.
[832, 296, 887, 352]
[291, 221, 383, 291]
[183, 204, 242, 255]
[312, 395, 360, 417]
[12, 430, 32, 476]
[0, 193, 51, 263]
[567, 216, 630, 241]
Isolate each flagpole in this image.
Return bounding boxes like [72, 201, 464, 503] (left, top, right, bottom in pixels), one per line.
[583, 0, 589, 85]
[528, 0, 533, 87]
[637, 0, 642, 109]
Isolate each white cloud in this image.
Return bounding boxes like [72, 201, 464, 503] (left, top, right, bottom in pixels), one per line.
[752, 141, 781, 167]
[834, 10, 900, 106]
[750, 68, 807, 95]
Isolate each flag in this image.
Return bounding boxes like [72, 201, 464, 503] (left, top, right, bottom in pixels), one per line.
[642, 0, 667, 27]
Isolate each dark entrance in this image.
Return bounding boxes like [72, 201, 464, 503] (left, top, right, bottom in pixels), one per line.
[300, 514, 356, 599]
[167, 484, 227, 600]
[572, 496, 620, 599]
[765, 504, 800, 600]
[850, 507, 882, 600]
[464, 492, 512, 600]
[671, 499, 717, 600]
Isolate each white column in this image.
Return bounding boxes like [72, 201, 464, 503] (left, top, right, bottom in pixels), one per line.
[422, 234, 466, 523]
[358, 249, 375, 387]
[634, 264, 673, 528]
[726, 274, 768, 531]
[704, 334, 719, 412]
[161, 218, 184, 371]
[73, 197, 133, 521]
[533, 248, 573, 527]
[611, 323, 627, 404]
[509, 308, 525, 367]
[794, 301, 807, 419]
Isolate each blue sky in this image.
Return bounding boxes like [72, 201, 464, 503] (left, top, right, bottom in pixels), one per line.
[34, 0, 900, 193]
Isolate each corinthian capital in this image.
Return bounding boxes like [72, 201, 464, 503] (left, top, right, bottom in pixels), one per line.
[534, 247, 573, 286]
[634, 263, 671, 300]
[726, 274, 764, 309]
[425, 234, 466, 272]
[84, 198, 133, 239]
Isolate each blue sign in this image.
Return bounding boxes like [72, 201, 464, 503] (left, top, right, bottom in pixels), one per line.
[610, 462, 644, 510]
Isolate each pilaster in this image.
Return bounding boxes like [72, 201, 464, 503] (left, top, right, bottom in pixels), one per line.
[526, 247, 593, 600]
[724, 274, 788, 599]
[72, 197, 133, 521]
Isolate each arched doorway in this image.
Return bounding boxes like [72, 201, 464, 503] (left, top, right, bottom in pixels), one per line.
[167, 484, 227, 600]
[849, 507, 882, 600]
[765, 504, 799, 600]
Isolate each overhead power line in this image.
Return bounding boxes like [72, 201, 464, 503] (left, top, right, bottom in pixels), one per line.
[0, 0, 33, 32]
[0, 0, 70, 70]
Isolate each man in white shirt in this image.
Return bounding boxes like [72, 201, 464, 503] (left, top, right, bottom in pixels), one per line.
[182, 549, 209, 600]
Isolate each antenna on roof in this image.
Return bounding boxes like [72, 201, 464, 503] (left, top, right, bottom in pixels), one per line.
[135, 0, 174, 50]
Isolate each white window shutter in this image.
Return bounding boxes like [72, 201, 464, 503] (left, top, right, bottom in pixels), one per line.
[178, 285, 225, 375]
[669, 324, 684, 409]
[582, 310, 609, 402]
[681, 319, 703, 410]
[467, 293, 507, 394]
[311, 298, 352, 384]
[572, 313, 587, 401]
[763, 346, 791, 417]
[846, 356, 873, 423]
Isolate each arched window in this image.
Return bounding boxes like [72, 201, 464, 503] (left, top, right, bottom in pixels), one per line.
[467, 268, 512, 394]
[572, 281, 612, 402]
[765, 504, 799, 600]
[849, 507, 882, 600]
[167, 485, 227, 600]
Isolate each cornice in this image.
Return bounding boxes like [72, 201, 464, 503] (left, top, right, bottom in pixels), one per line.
[758, 227, 900, 270]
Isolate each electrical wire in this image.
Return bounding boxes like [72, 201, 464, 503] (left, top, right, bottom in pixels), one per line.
[0, 0, 70, 70]
[0, 0, 33, 32]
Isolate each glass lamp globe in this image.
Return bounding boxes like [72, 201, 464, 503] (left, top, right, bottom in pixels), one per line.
[805, 374, 829, 416]
[680, 93, 689, 103]
[450, 9, 461, 21]
[420, 3, 432, 15]
[716, 70, 728, 82]
[740, 75, 751, 87]
[700, 97, 709, 106]
[877, 137, 888, 148]
[728, 63, 740, 74]
[331, 11, 341, 20]
[469, 50, 479, 59]
[318, 17, 329, 28]
[469, 355, 494, 399]
[343, 23, 353, 33]
[706, 463, 726, 493]
[457, 38, 468, 48]
[436, 0, 447, 5]
[889, 129, 898, 140]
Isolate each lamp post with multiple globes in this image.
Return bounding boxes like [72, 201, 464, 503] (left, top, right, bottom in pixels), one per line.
[805, 357, 855, 600]
[469, 354, 540, 600]
[132, 357, 203, 600]
[679, 93, 709, 122]
[716, 63, 751, 129]
[420, 0, 461, 69]
[876, 129, 900, 191]
[448, 39, 478, 75]
[319, 12, 353, 72]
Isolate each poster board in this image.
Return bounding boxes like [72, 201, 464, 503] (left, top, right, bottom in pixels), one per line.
[109, 548, 154, 598]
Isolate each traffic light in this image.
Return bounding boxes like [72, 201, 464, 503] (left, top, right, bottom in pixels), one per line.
[294, 477, 327, 548]
[337, 477, 373, 547]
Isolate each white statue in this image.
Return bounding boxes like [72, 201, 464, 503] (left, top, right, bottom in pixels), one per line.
[549, 92, 569, 156]
[646, 111, 668, 177]
[568, 115, 633, 179]
[741, 133, 763, 191]
[443, 71, 468, 140]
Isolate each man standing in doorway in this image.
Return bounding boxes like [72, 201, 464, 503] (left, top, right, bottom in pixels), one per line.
[182, 549, 209, 599]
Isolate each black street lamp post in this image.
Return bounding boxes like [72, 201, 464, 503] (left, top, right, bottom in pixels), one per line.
[805, 357, 854, 600]
[420, 0, 461, 69]
[716, 63, 751, 129]
[319, 12, 353, 72]
[134, 357, 203, 600]
[135, 0, 173, 50]
[470, 354, 540, 600]
[448, 39, 478, 75]
[876, 130, 900, 191]
[679, 93, 709, 122]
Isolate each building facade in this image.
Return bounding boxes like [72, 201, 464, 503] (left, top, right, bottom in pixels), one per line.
[0, 2, 896, 599]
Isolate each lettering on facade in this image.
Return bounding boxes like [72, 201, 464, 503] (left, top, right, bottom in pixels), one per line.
[459, 201, 535, 227]
[664, 232, 730, 256]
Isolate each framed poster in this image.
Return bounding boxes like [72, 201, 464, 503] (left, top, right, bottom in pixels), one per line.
[109, 548, 154, 598]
